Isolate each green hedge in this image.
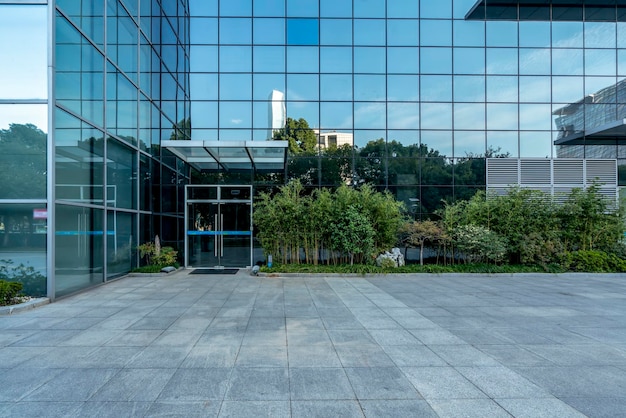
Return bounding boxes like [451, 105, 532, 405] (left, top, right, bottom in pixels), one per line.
[0, 280, 23, 306]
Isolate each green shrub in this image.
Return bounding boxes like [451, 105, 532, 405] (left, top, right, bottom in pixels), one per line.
[0, 280, 23, 306]
[137, 236, 178, 266]
[563, 250, 626, 272]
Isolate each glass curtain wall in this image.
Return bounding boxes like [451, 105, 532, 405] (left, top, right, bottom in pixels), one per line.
[189, 0, 626, 217]
[54, 0, 190, 297]
[0, 4, 48, 296]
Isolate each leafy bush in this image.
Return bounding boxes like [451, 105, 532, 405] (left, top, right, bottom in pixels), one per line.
[453, 225, 507, 264]
[0, 280, 23, 306]
[137, 236, 178, 266]
[328, 206, 375, 265]
[563, 250, 626, 272]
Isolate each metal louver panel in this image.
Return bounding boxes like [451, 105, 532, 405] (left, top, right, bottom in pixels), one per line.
[486, 159, 518, 185]
[520, 160, 551, 184]
[553, 160, 584, 184]
[586, 159, 617, 184]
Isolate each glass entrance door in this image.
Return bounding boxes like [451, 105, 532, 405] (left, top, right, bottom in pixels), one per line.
[186, 186, 252, 268]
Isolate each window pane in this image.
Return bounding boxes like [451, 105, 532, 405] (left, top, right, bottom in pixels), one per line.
[320, 19, 352, 45]
[354, 19, 385, 46]
[287, 19, 319, 45]
[0, 105, 47, 199]
[0, 5, 47, 99]
[254, 18, 285, 44]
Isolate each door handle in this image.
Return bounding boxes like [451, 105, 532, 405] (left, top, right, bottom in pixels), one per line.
[214, 214, 218, 258]
[220, 214, 224, 257]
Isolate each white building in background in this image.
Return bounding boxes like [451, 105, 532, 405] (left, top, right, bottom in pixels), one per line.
[313, 129, 353, 149]
[268, 89, 286, 140]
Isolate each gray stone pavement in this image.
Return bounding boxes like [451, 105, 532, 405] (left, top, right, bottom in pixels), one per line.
[1, 271, 626, 417]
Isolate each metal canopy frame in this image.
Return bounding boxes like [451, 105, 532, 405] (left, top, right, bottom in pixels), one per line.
[162, 140, 288, 172]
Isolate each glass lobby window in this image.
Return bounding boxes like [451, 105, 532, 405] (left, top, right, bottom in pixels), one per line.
[0, 105, 47, 200]
[57, 0, 105, 47]
[55, 109, 105, 205]
[220, 0, 251, 16]
[520, 131, 553, 158]
[55, 205, 104, 297]
[107, 138, 137, 209]
[107, 210, 136, 277]
[287, 0, 318, 17]
[286, 101, 319, 127]
[191, 101, 218, 129]
[0, 5, 47, 100]
[287, 19, 319, 45]
[254, 18, 285, 44]
[487, 76, 518, 103]
[487, 131, 518, 157]
[387, 20, 419, 47]
[0, 203, 47, 295]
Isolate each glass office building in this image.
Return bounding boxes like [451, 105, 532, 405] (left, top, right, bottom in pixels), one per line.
[1, 0, 625, 299]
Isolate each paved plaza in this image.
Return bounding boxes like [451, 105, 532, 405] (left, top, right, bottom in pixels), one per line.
[1, 271, 626, 417]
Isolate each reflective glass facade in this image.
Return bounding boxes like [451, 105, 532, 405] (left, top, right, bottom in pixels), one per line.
[0, 1, 191, 299]
[189, 0, 626, 216]
[2, 0, 626, 298]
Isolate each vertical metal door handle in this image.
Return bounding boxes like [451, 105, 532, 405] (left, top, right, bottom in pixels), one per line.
[220, 214, 224, 257]
[214, 214, 218, 257]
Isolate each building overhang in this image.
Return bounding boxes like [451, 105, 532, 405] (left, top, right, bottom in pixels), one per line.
[554, 119, 626, 145]
[162, 140, 288, 172]
[466, 1, 626, 21]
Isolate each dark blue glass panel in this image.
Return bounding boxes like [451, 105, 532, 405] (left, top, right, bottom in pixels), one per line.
[287, 18, 319, 45]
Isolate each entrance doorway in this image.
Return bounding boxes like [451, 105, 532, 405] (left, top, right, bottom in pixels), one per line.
[185, 186, 252, 268]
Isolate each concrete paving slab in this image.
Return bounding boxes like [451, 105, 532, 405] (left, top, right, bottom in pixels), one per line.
[3, 272, 626, 416]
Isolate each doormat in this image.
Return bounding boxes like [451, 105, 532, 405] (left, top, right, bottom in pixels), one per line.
[189, 269, 239, 275]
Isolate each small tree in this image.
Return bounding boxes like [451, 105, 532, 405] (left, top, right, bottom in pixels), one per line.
[453, 225, 507, 264]
[328, 206, 375, 265]
[399, 220, 442, 265]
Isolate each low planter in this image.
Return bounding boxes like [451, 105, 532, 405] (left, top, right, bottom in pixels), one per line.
[0, 297, 49, 315]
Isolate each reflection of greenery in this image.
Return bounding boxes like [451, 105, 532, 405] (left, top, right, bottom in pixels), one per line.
[0, 259, 46, 297]
[170, 117, 192, 141]
[272, 117, 317, 153]
[0, 124, 46, 199]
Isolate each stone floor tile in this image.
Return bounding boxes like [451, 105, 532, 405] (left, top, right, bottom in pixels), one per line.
[289, 368, 355, 400]
[291, 400, 364, 418]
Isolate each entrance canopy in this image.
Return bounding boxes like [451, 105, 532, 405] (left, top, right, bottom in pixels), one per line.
[162, 140, 288, 172]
